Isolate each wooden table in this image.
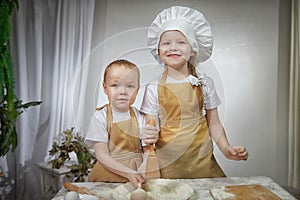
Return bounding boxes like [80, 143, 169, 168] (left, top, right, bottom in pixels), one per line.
[53, 176, 297, 199]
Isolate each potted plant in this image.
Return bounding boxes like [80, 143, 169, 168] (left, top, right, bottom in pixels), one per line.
[48, 128, 96, 182]
[0, 0, 42, 157]
[1, 1, 42, 199]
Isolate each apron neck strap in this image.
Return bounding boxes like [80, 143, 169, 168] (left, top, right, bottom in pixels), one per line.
[106, 104, 139, 137]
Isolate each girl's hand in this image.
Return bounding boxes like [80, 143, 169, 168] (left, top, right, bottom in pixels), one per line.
[126, 172, 145, 188]
[142, 124, 159, 145]
[223, 146, 249, 161]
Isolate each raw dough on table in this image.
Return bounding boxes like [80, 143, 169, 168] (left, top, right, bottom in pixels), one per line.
[112, 179, 194, 200]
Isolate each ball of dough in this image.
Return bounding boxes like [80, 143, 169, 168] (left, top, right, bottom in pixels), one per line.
[64, 191, 80, 200]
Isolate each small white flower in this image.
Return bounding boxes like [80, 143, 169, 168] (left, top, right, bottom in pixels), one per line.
[198, 74, 207, 85]
[187, 75, 206, 86]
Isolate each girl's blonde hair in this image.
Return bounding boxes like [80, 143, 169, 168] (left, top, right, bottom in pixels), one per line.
[188, 62, 198, 78]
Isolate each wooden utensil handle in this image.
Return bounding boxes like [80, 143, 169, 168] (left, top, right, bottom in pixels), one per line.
[78, 186, 96, 195]
[64, 182, 107, 200]
[146, 115, 156, 154]
[64, 182, 79, 192]
[64, 182, 92, 194]
[150, 144, 155, 153]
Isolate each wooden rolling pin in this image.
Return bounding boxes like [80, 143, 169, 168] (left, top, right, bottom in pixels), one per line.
[145, 116, 161, 179]
[64, 182, 106, 200]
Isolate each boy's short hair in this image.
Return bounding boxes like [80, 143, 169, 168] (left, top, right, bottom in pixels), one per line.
[103, 59, 140, 85]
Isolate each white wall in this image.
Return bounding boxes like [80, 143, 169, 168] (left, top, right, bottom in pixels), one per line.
[88, 0, 290, 186]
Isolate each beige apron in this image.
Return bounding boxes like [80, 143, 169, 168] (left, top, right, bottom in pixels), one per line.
[156, 70, 226, 178]
[88, 104, 143, 182]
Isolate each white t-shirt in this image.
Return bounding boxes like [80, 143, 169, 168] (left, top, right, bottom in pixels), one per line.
[85, 106, 146, 146]
[140, 72, 221, 116]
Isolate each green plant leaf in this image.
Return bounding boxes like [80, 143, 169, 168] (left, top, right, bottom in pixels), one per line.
[16, 101, 42, 109]
[47, 128, 96, 182]
[76, 151, 86, 163]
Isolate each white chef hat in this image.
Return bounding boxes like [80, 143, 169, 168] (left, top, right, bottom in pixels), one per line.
[147, 6, 213, 64]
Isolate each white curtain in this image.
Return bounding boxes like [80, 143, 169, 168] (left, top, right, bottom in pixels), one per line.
[288, 0, 300, 190]
[5, 0, 95, 199]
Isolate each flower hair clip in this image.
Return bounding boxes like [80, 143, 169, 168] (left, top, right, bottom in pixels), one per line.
[187, 74, 207, 86]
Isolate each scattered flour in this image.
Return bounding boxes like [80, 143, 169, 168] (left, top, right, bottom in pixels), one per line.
[210, 186, 236, 200]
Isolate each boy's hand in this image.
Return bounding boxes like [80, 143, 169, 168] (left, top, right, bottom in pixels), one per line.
[142, 124, 159, 145]
[224, 146, 249, 161]
[127, 173, 145, 188]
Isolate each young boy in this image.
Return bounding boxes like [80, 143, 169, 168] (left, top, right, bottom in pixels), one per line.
[85, 59, 158, 188]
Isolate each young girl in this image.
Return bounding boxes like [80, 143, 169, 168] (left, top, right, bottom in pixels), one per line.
[141, 6, 249, 178]
[85, 59, 158, 188]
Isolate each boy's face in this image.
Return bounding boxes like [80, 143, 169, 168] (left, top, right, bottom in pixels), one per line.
[103, 64, 139, 112]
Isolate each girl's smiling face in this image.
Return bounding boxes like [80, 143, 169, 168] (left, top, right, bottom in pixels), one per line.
[103, 64, 139, 112]
[158, 30, 195, 72]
